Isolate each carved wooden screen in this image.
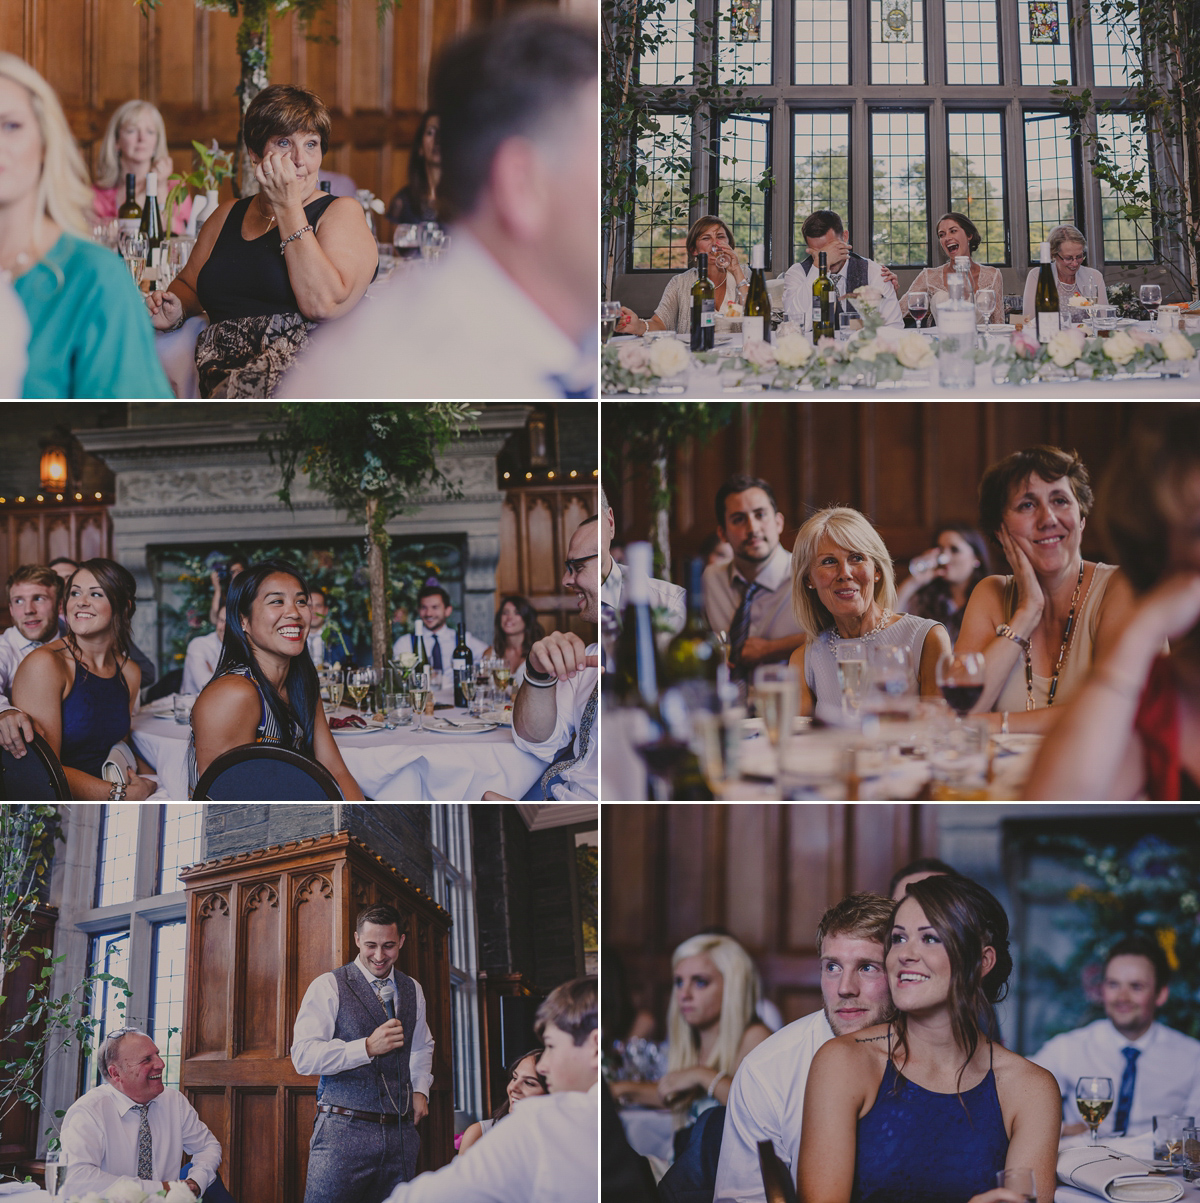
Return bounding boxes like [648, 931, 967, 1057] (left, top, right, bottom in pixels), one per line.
[180, 832, 452, 1203]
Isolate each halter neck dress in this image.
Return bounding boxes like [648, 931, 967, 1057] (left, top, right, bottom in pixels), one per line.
[60, 651, 131, 777]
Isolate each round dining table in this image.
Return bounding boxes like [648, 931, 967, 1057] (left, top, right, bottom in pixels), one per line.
[130, 696, 547, 801]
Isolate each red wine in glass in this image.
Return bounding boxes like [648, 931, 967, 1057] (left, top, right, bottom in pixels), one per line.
[909, 304, 927, 325]
[941, 683, 984, 716]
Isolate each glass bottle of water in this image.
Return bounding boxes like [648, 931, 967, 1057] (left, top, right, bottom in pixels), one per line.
[938, 271, 976, 389]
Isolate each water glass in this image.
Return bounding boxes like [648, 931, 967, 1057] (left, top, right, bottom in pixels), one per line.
[163, 237, 194, 285]
[862, 645, 916, 722]
[1182, 1123, 1199, 1181]
[753, 664, 798, 750]
[419, 223, 445, 261]
[929, 719, 990, 800]
[45, 1150, 65, 1199]
[383, 693, 411, 728]
[1092, 305, 1119, 338]
[173, 693, 196, 725]
[376, 242, 396, 277]
[1153, 1114, 1194, 1164]
[834, 640, 867, 720]
[601, 300, 622, 345]
[975, 288, 996, 330]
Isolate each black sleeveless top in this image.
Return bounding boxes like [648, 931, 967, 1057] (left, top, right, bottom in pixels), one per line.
[196, 193, 338, 324]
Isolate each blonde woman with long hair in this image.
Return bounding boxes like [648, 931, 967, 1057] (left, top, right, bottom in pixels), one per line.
[92, 98, 191, 234]
[615, 933, 771, 1127]
[0, 54, 170, 397]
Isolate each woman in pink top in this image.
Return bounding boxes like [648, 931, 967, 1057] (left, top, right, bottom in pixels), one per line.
[92, 99, 191, 234]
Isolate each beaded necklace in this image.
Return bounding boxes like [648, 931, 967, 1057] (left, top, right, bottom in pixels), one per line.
[829, 608, 893, 647]
[1025, 560, 1085, 710]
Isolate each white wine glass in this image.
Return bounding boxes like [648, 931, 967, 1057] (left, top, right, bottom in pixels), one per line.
[347, 666, 376, 716]
[124, 235, 148, 288]
[908, 290, 930, 329]
[975, 288, 996, 331]
[601, 300, 622, 345]
[409, 670, 431, 732]
[1076, 1076, 1114, 1144]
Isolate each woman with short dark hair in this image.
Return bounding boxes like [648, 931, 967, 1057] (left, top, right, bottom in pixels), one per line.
[188, 560, 363, 798]
[954, 445, 1135, 733]
[799, 876, 1060, 1203]
[615, 216, 746, 336]
[145, 84, 377, 397]
[13, 558, 154, 799]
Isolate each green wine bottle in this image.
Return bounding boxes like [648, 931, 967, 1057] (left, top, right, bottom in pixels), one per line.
[1034, 241, 1061, 343]
[743, 243, 772, 345]
[812, 251, 836, 340]
[690, 252, 716, 351]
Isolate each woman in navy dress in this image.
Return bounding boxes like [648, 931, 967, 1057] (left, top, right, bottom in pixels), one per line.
[799, 876, 1060, 1203]
[13, 559, 154, 799]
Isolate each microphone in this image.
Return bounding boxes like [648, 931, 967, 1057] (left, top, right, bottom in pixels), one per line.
[378, 980, 397, 1020]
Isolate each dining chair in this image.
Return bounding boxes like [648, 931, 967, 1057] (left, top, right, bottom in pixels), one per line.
[193, 745, 344, 801]
[758, 1139, 799, 1203]
[0, 732, 70, 800]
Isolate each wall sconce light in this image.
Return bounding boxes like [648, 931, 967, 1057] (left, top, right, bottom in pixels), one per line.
[39, 445, 69, 490]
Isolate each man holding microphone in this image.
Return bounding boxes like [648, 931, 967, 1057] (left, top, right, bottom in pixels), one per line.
[291, 904, 434, 1203]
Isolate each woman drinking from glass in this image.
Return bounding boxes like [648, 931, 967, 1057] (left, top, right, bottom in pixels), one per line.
[13, 559, 155, 799]
[188, 560, 363, 799]
[895, 526, 992, 647]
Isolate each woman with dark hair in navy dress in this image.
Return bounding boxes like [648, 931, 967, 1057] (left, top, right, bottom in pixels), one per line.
[798, 876, 1061, 1203]
[188, 559, 363, 799]
[13, 558, 154, 799]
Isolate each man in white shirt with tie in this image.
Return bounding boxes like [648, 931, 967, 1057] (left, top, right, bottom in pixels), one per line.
[59, 1028, 223, 1199]
[714, 893, 895, 1203]
[384, 976, 598, 1203]
[307, 588, 352, 667]
[391, 587, 486, 671]
[181, 601, 226, 696]
[0, 564, 62, 757]
[1030, 935, 1200, 1138]
[702, 475, 806, 684]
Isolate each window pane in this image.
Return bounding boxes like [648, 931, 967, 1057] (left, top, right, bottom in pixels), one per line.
[632, 114, 693, 271]
[638, 0, 694, 85]
[82, 930, 131, 1091]
[1024, 112, 1077, 258]
[945, 0, 1000, 84]
[1019, 0, 1073, 85]
[947, 112, 1007, 264]
[151, 920, 187, 1089]
[793, 113, 851, 260]
[871, 111, 929, 267]
[716, 114, 770, 256]
[1091, 7, 1139, 88]
[870, 0, 926, 84]
[1097, 114, 1153, 262]
[96, 803, 140, 908]
[718, 0, 773, 86]
[158, 804, 204, 894]
[794, 0, 849, 84]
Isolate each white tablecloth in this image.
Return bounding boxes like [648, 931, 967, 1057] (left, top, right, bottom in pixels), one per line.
[130, 704, 545, 801]
[1056, 1133, 1199, 1203]
[154, 315, 207, 398]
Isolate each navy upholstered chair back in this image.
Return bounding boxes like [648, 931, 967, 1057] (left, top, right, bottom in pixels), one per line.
[192, 745, 343, 801]
[0, 732, 70, 800]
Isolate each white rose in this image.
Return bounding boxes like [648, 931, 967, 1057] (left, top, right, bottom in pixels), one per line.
[774, 332, 814, 369]
[648, 337, 691, 377]
[853, 339, 880, 362]
[742, 339, 777, 368]
[1047, 328, 1085, 368]
[897, 331, 935, 370]
[104, 1181, 149, 1203]
[370, 197, 386, 215]
[1103, 330, 1138, 366]
[850, 285, 884, 307]
[1161, 332, 1195, 363]
[164, 1182, 198, 1203]
[617, 344, 652, 375]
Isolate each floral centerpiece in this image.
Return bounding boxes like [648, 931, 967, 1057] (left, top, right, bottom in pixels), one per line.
[164, 140, 234, 235]
[1105, 283, 1154, 321]
[993, 324, 1200, 384]
[602, 337, 692, 393]
[65, 1177, 197, 1203]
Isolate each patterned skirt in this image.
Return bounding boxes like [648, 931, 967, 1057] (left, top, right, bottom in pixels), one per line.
[195, 311, 316, 398]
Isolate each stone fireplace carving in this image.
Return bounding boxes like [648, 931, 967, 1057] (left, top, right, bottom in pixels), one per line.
[76, 408, 531, 672]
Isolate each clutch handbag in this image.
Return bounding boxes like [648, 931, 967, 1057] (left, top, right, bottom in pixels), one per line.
[102, 740, 138, 786]
[1058, 1145, 1185, 1202]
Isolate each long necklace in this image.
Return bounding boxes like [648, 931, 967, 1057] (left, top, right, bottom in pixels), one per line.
[829, 608, 893, 647]
[1025, 560, 1085, 710]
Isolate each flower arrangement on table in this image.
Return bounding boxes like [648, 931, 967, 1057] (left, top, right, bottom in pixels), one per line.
[64, 1176, 198, 1203]
[992, 324, 1200, 385]
[1105, 282, 1154, 321]
[602, 336, 693, 393]
[163, 140, 234, 236]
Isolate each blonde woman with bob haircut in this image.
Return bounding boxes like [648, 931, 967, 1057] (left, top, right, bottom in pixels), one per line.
[92, 99, 191, 234]
[788, 506, 951, 724]
[613, 932, 771, 1125]
[0, 54, 170, 397]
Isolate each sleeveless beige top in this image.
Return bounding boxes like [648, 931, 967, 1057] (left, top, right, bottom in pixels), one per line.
[992, 562, 1118, 712]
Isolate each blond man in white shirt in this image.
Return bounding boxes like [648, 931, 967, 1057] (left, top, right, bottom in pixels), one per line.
[0, 564, 62, 756]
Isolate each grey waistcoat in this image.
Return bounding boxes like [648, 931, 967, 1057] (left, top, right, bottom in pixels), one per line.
[317, 963, 416, 1116]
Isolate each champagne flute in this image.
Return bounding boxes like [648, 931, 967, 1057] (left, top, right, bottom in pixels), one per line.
[409, 686, 430, 732]
[1139, 284, 1161, 319]
[936, 652, 986, 719]
[493, 664, 513, 697]
[753, 664, 798, 749]
[461, 677, 477, 715]
[601, 300, 622, 344]
[908, 290, 929, 329]
[1076, 1077, 1114, 1144]
[834, 640, 866, 720]
[347, 667, 375, 715]
[124, 235, 148, 287]
[975, 288, 996, 332]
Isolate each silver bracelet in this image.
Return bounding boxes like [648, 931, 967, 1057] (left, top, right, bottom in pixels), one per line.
[280, 224, 314, 254]
[108, 780, 127, 801]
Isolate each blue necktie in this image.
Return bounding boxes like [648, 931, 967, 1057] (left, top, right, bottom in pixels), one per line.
[429, 634, 443, 671]
[728, 581, 763, 680]
[1114, 1046, 1140, 1134]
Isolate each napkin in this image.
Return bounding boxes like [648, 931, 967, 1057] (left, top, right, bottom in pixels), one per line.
[0, 1183, 39, 1196]
[328, 714, 369, 730]
[1058, 1145, 1184, 1202]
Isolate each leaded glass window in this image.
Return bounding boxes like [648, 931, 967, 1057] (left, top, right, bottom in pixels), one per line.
[1097, 113, 1153, 262]
[947, 111, 1008, 263]
[871, 111, 929, 267]
[716, 114, 771, 253]
[1024, 111, 1078, 256]
[793, 113, 851, 254]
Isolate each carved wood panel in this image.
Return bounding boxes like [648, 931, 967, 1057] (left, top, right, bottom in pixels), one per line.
[181, 832, 452, 1203]
[601, 804, 938, 1030]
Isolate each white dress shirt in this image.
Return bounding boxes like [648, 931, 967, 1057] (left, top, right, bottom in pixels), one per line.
[60, 1082, 222, 1198]
[601, 560, 687, 635]
[1, 276, 30, 398]
[0, 622, 45, 712]
[1029, 1018, 1200, 1138]
[383, 1083, 598, 1203]
[702, 544, 803, 648]
[511, 644, 598, 801]
[781, 257, 904, 329]
[392, 626, 488, 670]
[291, 957, 435, 1098]
[713, 1009, 834, 1203]
[180, 630, 222, 696]
[281, 230, 593, 399]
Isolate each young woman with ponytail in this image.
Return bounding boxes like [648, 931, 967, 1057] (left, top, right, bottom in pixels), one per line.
[799, 876, 1061, 1203]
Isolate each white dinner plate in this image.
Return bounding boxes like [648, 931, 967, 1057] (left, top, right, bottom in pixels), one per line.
[152, 712, 180, 721]
[331, 721, 387, 736]
[422, 717, 499, 735]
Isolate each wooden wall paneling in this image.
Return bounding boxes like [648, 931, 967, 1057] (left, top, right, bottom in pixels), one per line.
[783, 804, 843, 951]
[663, 805, 714, 949]
[240, 881, 282, 1056]
[286, 1089, 318, 1203]
[723, 804, 771, 954]
[188, 1088, 229, 1187]
[234, 1089, 278, 1201]
[191, 890, 232, 1059]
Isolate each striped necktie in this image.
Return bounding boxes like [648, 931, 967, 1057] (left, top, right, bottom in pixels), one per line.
[728, 581, 764, 678]
[540, 684, 598, 799]
[134, 1102, 153, 1180]
[372, 977, 395, 1019]
[1113, 1046, 1140, 1134]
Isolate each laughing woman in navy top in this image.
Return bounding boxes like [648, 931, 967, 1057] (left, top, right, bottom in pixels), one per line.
[144, 85, 376, 398]
[799, 876, 1060, 1203]
[13, 559, 154, 799]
